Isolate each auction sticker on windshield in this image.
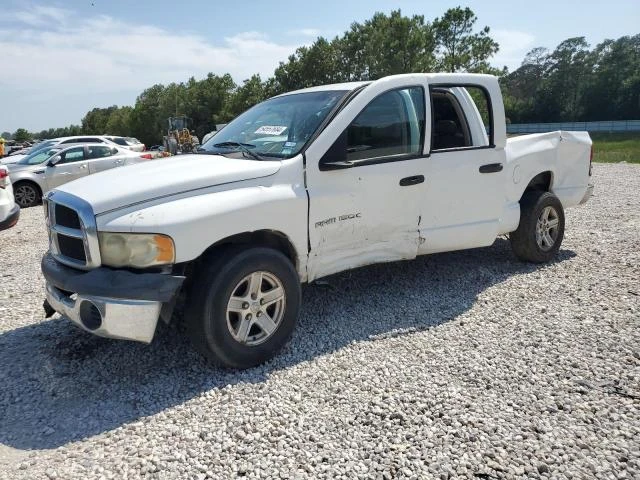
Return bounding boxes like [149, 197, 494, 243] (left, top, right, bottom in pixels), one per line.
[255, 126, 287, 135]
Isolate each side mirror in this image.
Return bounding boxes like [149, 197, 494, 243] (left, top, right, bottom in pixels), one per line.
[48, 155, 62, 166]
[319, 130, 354, 171]
[111, 147, 118, 155]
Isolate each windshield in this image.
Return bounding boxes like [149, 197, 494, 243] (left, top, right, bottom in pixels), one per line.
[26, 140, 57, 156]
[199, 90, 347, 159]
[18, 147, 61, 165]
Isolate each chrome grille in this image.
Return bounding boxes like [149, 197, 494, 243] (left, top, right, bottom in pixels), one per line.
[45, 191, 101, 270]
[54, 204, 82, 229]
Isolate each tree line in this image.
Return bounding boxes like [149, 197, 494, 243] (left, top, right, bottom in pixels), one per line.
[4, 7, 639, 145]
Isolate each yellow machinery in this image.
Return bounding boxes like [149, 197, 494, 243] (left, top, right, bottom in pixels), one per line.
[163, 115, 200, 154]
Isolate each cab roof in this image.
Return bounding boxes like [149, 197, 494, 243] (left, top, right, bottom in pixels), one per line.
[277, 73, 499, 97]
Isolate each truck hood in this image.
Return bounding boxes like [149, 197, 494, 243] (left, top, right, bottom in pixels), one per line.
[57, 154, 281, 214]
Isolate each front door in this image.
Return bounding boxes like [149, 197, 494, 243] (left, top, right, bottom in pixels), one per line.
[305, 77, 430, 280]
[45, 146, 90, 191]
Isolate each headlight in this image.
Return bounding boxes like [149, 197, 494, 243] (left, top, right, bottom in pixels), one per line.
[98, 232, 175, 268]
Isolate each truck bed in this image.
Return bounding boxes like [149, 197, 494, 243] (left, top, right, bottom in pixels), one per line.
[505, 131, 592, 208]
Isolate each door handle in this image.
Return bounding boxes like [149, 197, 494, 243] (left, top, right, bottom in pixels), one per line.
[79, 164, 87, 169]
[479, 163, 503, 173]
[399, 175, 425, 186]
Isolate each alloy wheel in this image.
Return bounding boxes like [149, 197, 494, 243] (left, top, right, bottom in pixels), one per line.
[226, 271, 286, 346]
[535, 206, 560, 251]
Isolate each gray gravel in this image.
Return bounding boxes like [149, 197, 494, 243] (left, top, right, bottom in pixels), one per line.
[1, 163, 639, 480]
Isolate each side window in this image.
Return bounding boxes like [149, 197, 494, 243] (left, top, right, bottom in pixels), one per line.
[346, 87, 424, 162]
[88, 146, 113, 159]
[430, 85, 492, 151]
[58, 147, 85, 164]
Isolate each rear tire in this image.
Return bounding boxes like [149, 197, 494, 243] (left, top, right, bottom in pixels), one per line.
[510, 191, 565, 263]
[185, 246, 301, 369]
[13, 181, 41, 208]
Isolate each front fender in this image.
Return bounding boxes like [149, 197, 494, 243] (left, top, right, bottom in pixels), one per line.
[9, 171, 45, 192]
[96, 182, 308, 277]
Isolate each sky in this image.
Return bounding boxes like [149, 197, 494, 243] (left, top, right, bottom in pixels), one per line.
[0, 0, 638, 133]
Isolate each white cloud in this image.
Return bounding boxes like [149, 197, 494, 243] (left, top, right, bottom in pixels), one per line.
[491, 29, 536, 71]
[9, 5, 70, 26]
[0, 5, 300, 130]
[287, 28, 322, 37]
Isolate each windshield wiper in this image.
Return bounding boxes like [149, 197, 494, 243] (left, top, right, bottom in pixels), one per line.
[212, 142, 264, 161]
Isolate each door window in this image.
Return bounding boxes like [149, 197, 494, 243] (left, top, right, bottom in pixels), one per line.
[57, 147, 86, 164]
[88, 146, 114, 158]
[430, 86, 492, 151]
[431, 90, 472, 150]
[346, 87, 424, 162]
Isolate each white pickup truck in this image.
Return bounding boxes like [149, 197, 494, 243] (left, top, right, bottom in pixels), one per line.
[41, 73, 593, 368]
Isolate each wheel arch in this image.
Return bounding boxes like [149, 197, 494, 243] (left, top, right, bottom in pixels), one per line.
[196, 229, 299, 270]
[520, 171, 553, 200]
[12, 179, 43, 206]
[13, 179, 43, 196]
[172, 229, 301, 327]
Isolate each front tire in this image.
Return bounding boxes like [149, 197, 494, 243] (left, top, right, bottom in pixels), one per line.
[510, 191, 565, 263]
[185, 246, 301, 369]
[13, 182, 41, 208]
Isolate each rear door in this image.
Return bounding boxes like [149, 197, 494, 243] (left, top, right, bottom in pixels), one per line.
[44, 146, 90, 190]
[418, 81, 507, 254]
[305, 76, 430, 280]
[87, 145, 122, 174]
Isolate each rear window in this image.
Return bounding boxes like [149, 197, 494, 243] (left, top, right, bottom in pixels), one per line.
[110, 137, 129, 146]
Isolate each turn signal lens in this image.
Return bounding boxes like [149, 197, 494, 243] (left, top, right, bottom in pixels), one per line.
[154, 235, 175, 263]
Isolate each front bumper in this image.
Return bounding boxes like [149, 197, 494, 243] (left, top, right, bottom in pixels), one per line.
[0, 203, 20, 231]
[46, 283, 162, 343]
[579, 184, 594, 205]
[42, 253, 185, 343]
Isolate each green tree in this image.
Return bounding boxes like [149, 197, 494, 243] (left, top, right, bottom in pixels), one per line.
[129, 84, 166, 145]
[104, 106, 133, 136]
[541, 37, 592, 121]
[273, 37, 346, 92]
[182, 73, 236, 139]
[1, 131, 11, 140]
[340, 10, 435, 80]
[13, 128, 31, 142]
[582, 35, 640, 120]
[82, 106, 119, 134]
[433, 7, 499, 73]
[273, 10, 438, 92]
[501, 47, 551, 123]
[228, 75, 270, 117]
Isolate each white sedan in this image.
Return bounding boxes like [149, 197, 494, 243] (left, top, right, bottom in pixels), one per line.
[8, 144, 156, 208]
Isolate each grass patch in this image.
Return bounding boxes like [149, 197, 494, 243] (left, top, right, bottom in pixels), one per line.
[591, 132, 640, 164]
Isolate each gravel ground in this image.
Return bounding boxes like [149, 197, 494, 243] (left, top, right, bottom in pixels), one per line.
[0, 163, 638, 480]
